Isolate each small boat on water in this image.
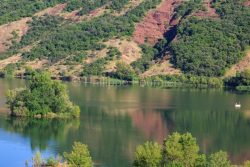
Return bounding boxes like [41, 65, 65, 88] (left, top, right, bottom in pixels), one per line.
[235, 103, 241, 108]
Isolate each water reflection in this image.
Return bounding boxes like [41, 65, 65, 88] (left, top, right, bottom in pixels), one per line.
[0, 116, 79, 151]
[1, 80, 250, 166]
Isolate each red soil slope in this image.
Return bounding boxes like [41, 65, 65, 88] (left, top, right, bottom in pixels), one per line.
[244, 0, 250, 6]
[133, 0, 182, 45]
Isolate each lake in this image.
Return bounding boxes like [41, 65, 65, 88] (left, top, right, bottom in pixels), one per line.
[0, 78, 250, 167]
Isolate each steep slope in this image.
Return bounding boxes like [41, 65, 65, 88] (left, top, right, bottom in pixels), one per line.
[133, 0, 182, 45]
[0, 0, 249, 81]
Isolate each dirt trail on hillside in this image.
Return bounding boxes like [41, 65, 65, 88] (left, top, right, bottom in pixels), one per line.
[0, 54, 22, 69]
[60, 6, 106, 22]
[35, 4, 66, 16]
[141, 60, 180, 77]
[133, 0, 181, 45]
[225, 50, 250, 77]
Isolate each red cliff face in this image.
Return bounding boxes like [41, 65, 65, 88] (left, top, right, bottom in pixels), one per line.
[133, 0, 181, 45]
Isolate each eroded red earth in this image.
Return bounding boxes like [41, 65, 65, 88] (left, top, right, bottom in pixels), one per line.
[244, 0, 250, 6]
[133, 0, 182, 45]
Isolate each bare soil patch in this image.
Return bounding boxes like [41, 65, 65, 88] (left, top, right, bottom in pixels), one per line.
[141, 60, 180, 77]
[35, 3, 66, 17]
[133, 0, 182, 45]
[60, 6, 106, 22]
[244, 0, 250, 7]
[105, 39, 141, 64]
[0, 18, 31, 53]
[0, 54, 22, 69]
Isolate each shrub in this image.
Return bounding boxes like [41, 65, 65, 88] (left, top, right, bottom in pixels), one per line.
[6, 71, 80, 118]
[133, 142, 162, 167]
[64, 142, 93, 167]
[114, 62, 137, 81]
[208, 151, 231, 167]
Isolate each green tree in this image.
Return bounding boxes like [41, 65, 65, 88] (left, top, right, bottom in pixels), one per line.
[115, 62, 137, 81]
[208, 151, 231, 167]
[162, 132, 199, 167]
[195, 154, 207, 167]
[133, 141, 162, 167]
[64, 142, 93, 167]
[6, 71, 80, 118]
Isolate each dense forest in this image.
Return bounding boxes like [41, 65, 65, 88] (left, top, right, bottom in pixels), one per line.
[170, 0, 250, 76]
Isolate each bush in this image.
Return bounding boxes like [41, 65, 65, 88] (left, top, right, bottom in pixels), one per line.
[224, 70, 250, 91]
[133, 142, 162, 167]
[45, 156, 61, 167]
[131, 45, 158, 73]
[145, 74, 223, 88]
[208, 151, 231, 167]
[114, 62, 137, 81]
[82, 58, 107, 76]
[162, 132, 199, 167]
[107, 47, 122, 59]
[133, 132, 235, 167]
[64, 142, 93, 167]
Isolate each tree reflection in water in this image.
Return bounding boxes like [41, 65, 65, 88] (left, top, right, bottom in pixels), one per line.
[0, 116, 79, 151]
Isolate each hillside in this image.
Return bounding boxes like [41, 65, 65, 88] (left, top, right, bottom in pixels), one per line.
[0, 0, 249, 81]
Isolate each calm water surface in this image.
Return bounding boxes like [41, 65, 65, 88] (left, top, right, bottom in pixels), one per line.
[0, 79, 250, 166]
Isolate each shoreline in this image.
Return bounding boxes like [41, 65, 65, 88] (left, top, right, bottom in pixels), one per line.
[2, 74, 221, 88]
[2, 73, 247, 92]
